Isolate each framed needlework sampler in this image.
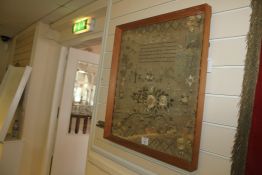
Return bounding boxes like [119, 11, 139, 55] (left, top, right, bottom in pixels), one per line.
[104, 4, 211, 171]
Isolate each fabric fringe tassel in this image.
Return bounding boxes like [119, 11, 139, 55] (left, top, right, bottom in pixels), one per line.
[231, 0, 262, 174]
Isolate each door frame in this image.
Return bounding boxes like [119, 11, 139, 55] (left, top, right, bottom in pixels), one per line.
[42, 46, 101, 175]
[41, 46, 68, 175]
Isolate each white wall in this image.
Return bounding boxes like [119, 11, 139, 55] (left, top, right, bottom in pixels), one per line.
[87, 0, 250, 175]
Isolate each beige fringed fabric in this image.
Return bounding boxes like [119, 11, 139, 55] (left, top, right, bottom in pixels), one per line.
[231, 0, 262, 175]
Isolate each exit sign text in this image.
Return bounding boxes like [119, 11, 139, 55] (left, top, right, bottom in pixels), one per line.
[73, 17, 95, 34]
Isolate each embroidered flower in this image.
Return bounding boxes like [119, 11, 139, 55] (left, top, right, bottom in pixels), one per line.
[131, 87, 174, 114]
[159, 95, 168, 107]
[186, 16, 200, 32]
[146, 95, 157, 109]
[145, 72, 154, 81]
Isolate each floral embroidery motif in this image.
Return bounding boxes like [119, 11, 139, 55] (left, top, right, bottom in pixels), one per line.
[109, 12, 207, 163]
[186, 75, 194, 87]
[186, 15, 202, 32]
[145, 72, 154, 82]
[159, 95, 168, 107]
[131, 86, 174, 113]
[146, 95, 157, 109]
[180, 93, 189, 104]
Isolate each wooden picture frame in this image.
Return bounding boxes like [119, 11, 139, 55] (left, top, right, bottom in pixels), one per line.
[104, 4, 211, 171]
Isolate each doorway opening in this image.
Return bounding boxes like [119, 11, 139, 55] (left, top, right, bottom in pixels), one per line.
[50, 38, 102, 175]
[69, 61, 97, 135]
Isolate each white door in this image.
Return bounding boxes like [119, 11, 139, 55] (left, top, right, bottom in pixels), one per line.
[51, 48, 99, 175]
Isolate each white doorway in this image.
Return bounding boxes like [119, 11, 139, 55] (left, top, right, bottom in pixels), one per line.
[50, 48, 99, 175]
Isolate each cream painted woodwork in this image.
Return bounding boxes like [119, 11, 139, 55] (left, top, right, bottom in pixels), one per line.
[18, 23, 61, 175]
[0, 66, 32, 142]
[102, 52, 113, 69]
[0, 66, 31, 175]
[12, 25, 36, 67]
[0, 0, 96, 36]
[0, 141, 23, 175]
[30, 2, 107, 175]
[110, 0, 249, 19]
[51, 48, 99, 175]
[203, 95, 239, 127]
[1, 2, 108, 173]
[0, 40, 14, 84]
[107, 2, 250, 36]
[200, 123, 236, 157]
[86, 161, 109, 175]
[100, 69, 110, 86]
[0, 22, 61, 175]
[51, 0, 107, 46]
[209, 37, 246, 66]
[86, 0, 251, 175]
[198, 151, 231, 175]
[41, 46, 68, 175]
[205, 67, 244, 96]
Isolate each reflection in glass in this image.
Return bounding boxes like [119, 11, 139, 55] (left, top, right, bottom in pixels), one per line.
[69, 61, 98, 134]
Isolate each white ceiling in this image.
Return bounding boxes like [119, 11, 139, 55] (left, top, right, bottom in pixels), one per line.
[0, 0, 96, 37]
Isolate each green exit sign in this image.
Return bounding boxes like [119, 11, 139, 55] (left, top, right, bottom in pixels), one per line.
[72, 17, 95, 34]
